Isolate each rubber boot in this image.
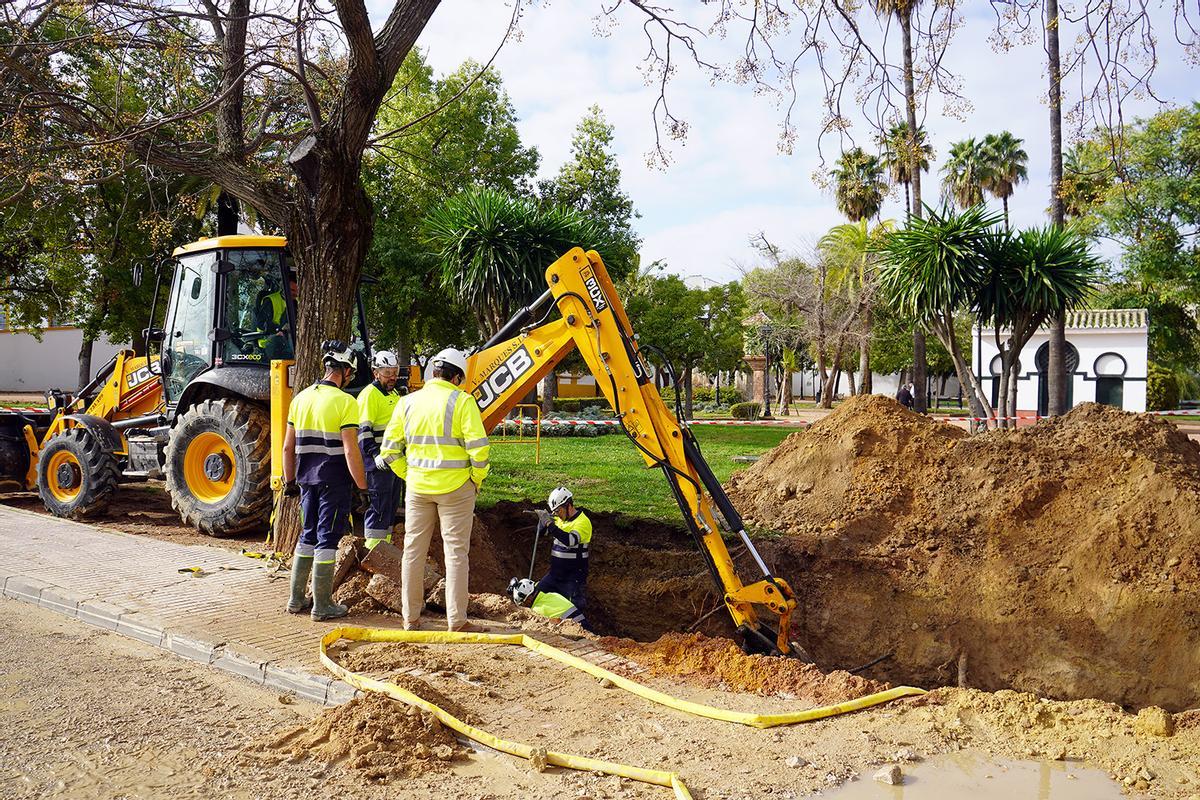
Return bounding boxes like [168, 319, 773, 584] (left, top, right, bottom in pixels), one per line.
[310, 561, 348, 622]
[286, 556, 313, 614]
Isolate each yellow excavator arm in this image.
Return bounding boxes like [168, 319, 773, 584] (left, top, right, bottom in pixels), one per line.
[463, 248, 798, 656]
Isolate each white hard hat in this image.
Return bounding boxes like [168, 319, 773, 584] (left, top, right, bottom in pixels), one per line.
[508, 577, 537, 605]
[432, 347, 468, 374]
[548, 486, 573, 513]
[372, 350, 399, 369]
[321, 339, 356, 373]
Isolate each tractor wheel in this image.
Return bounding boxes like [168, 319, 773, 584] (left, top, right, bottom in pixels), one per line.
[164, 398, 271, 537]
[36, 428, 121, 519]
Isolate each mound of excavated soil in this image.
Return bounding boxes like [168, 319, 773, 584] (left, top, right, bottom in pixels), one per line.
[255, 693, 461, 781]
[600, 632, 887, 705]
[726, 395, 1200, 710]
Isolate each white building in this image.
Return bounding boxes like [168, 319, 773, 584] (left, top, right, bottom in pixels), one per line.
[971, 308, 1149, 414]
[0, 314, 126, 393]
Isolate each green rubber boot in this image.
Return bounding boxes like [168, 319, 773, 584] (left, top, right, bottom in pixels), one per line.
[311, 561, 348, 622]
[286, 555, 313, 614]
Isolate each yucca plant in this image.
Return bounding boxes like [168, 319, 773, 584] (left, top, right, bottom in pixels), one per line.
[424, 187, 617, 337]
[878, 204, 1002, 424]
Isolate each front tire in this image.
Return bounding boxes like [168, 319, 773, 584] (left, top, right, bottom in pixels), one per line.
[36, 428, 120, 518]
[165, 398, 271, 537]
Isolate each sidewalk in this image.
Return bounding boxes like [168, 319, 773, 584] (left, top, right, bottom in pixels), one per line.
[0, 505, 624, 705]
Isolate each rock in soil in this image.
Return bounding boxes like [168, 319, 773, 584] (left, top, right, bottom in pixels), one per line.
[726, 396, 1200, 710]
[873, 765, 903, 785]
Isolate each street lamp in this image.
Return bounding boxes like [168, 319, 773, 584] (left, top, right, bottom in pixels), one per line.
[760, 322, 774, 419]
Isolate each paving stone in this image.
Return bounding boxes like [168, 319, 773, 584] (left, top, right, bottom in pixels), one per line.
[265, 663, 333, 703]
[77, 599, 128, 631]
[115, 613, 167, 647]
[38, 585, 89, 617]
[3, 575, 50, 604]
[324, 681, 359, 706]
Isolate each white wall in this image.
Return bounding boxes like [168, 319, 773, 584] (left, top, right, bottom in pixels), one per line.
[973, 326, 1149, 413]
[731, 369, 962, 403]
[0, 329, 126, 392]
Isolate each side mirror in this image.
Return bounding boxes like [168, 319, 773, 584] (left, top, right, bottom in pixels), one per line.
[190, 276, 203, 300]
[142, 327, 165, 344]
[160, 350, 173, 376]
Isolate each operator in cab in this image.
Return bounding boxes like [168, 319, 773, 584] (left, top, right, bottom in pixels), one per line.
[379, 347, 490, 633]
[281, 340, 368, 622]
[256, 271, 298, 360]
[357, 350, 403, 551]
[533, 486, 592, 614]
[507, 577, 589, 630]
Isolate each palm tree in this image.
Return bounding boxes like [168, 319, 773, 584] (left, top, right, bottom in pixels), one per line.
[425, 186, 617, 336]
[820, 219, 894, 394]
[873, 0, 929, 411]
[831, 147, 888, 222]
[941, 138, 990, 209]
[880, 121, 932, 219]
[982, 131, 1029, 227]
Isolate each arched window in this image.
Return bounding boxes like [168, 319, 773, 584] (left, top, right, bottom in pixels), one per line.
[1034, 341, 1079, 415]
[1094, 352, 1127, 408]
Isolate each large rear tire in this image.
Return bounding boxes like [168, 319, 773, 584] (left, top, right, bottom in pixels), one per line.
[165, 398, 271, 537]
[36, 428, 120, 518]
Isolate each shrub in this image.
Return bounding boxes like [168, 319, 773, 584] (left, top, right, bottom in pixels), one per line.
[730, 402, 762, 420]
[553, 397, 608, 415]
[660, 385, 745, 406]
[1147, 364, 1180, 411]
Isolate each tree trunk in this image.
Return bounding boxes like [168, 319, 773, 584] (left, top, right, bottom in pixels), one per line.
[778, 370, 793, 415]
[1046, 0, 1067, 416]
[900, 12, 929, 414]
[1007, 359, 1020, 427]
[714, 371, 721, 406]
[77, 334, 95, 392]
[997, 351, 1012, 429]
[935, 315, 993, 428]
[913, 330, 927, 412]
[904, 180, 911, 221]
[846, 367, 856, 396]
[683, 367, 694, 420]
[859, 337, 870, 395]
[541, 373, 556, 416]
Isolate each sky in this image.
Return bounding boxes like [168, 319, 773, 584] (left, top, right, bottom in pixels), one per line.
[370, 1, 1198, 284]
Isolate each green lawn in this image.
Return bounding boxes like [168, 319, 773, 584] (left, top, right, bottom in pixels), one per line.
[479, 426, 795, 522]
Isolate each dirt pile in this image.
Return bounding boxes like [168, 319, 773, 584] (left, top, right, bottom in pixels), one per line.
[601, 632, 887, 705]
[254, 693, 462, 781]
[726, 395, 1200, 710]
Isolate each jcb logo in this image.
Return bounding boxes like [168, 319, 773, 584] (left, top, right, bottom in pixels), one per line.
[125, 367, 155, 389]
[473, 345, 533, 411]
[579, 266, 609, 314]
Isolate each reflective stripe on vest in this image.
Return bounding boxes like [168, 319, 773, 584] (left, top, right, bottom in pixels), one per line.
[405, 389, 469, 471]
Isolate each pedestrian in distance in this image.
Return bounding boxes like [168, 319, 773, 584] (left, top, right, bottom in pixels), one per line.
[896, 382, 914, 410]
[532, 486, 592, 615]
[282, 340, 368, 621]
[357, 350, 403, 551]
[380, 347, 490, 632]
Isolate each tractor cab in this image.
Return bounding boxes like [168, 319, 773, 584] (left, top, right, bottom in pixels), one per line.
[158, 235, 373, 412]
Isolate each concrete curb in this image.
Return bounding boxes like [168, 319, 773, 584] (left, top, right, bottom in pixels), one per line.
[2, 573, 357, 707]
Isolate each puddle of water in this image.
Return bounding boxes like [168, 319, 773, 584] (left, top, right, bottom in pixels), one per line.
[819, 751, 1126, 800]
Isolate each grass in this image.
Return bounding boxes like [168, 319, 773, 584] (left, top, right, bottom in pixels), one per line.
[479, 426, 795, 523]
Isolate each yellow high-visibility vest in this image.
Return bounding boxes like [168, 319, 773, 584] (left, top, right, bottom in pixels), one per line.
[379, 378, 490, 494]
[357, 381, 399, 462]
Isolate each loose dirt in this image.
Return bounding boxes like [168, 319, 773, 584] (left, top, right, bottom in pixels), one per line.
[601, 632, 887, 705]
[725, 396, 1200, 710]
[254, 693, 463, 781]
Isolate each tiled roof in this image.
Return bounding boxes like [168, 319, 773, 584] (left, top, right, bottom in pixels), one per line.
[1062, 308, 1148, 330]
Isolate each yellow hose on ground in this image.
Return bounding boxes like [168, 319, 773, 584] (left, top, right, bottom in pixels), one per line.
[320, 627, 926, 798]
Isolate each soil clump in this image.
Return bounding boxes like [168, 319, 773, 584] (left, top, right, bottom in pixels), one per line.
[601, 632, 887, 705]
[726, 395, 1200, 710]
[254, 693, 462, 781]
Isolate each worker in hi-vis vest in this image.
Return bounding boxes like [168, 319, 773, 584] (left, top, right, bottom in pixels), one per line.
[533, 486, 592, 612]
[507, 577, 589, 630]
[379, 347, 489, 632]
[357, 349, 403, 551]
[281, 340, 367, 621]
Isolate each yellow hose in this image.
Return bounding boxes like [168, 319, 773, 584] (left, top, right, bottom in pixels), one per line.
[320, 627, 925, 798]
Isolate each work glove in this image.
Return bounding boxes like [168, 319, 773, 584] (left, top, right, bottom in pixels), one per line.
[374, 454, 388, 471]
[536, 509, 552, 527]
[283, 480, 300, 498]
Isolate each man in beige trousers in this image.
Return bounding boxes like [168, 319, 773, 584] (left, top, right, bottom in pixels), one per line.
[379, 347, 489, 631]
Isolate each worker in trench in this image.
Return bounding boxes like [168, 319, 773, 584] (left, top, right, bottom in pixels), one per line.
[534, 486, 592, 613]
[282, 340, 369, 621]
[356, 350, 403, 551]
[507, 576, 589, 630]
[379, 347, 490, 633]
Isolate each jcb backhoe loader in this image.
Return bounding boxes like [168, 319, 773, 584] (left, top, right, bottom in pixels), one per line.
[269, 247, 799, 656]
[0, 235, 385, 536]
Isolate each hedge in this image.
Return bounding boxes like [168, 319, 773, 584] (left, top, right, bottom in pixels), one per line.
[730, 402, 762, 420]
[659, 385, 746, 405]
[1147, 364, 1180, 411]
